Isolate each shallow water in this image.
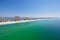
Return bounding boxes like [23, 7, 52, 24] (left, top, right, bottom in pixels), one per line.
[0, 20, 60, 40]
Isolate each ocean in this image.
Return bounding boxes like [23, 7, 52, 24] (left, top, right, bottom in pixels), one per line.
[0, 19, 60, 40]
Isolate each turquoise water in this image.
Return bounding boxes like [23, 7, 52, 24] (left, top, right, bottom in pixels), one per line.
[0, 20, 60, 40]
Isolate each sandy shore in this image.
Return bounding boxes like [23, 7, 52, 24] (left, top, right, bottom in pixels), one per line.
[0, 19, 49, 25]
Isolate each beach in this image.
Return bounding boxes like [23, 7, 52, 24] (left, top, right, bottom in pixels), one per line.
[0, 19, 49, 25]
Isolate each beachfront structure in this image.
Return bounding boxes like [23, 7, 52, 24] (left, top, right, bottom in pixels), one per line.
[14, 16, 20, 21]
[0, 17, 7, 22]
[24, 17, 30, 20]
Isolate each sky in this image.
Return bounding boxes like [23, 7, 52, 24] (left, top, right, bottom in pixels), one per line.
[0, 0, 60, 17]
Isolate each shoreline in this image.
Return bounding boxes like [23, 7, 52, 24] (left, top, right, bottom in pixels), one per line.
[0, 19, 49, 25]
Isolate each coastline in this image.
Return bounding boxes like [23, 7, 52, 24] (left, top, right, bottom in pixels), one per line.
[0, 19, 49, 25]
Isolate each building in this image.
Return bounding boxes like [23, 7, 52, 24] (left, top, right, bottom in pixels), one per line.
[0, 17, 7, 22]
[14, 16, 20, 21]
[24, 17, 30, 20]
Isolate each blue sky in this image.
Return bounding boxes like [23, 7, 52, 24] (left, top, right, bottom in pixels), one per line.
[0, 0, 60, 17]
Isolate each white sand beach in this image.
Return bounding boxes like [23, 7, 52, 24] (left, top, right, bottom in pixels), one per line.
[0, 19, 49, 25]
